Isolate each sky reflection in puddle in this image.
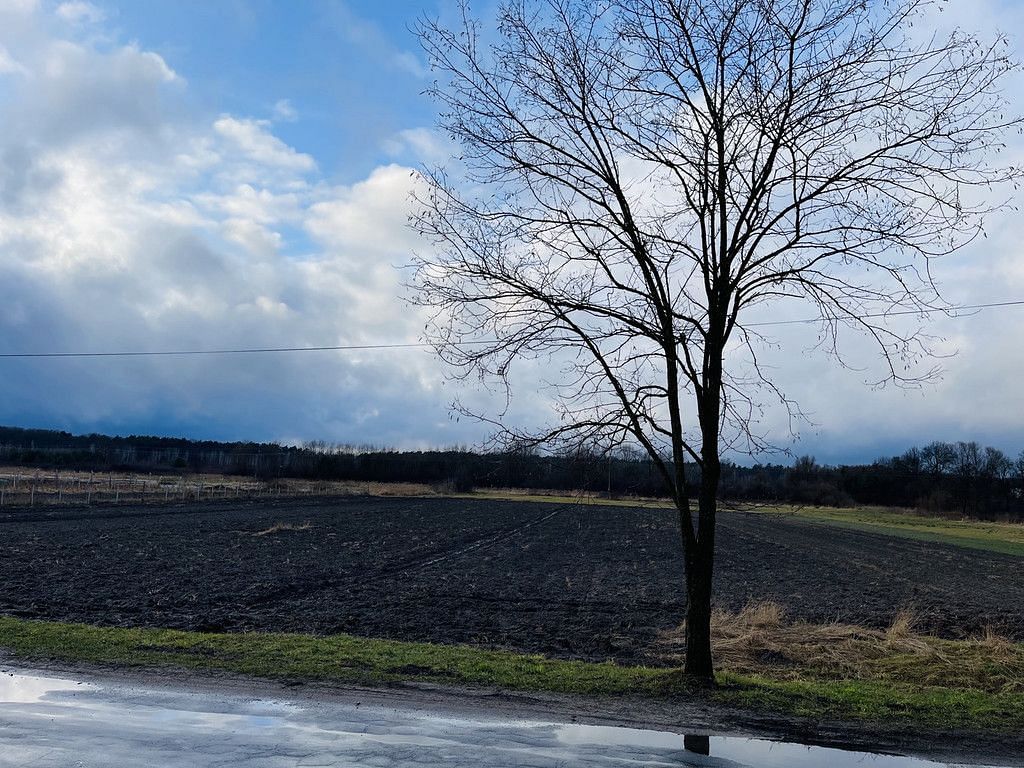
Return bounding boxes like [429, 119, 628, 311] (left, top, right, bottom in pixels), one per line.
[0, 671, 1011, 768]
[0, 670, 96, 703]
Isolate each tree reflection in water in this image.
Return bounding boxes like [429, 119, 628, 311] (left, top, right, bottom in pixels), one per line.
[684, 734, 710, 755]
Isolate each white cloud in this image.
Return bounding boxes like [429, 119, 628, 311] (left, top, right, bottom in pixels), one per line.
[55, 1, 103, 24]
[0, 44, 27, 75]
[272, 98, 297, 122]
[383, 128, 451, 164]
[307, 164, 422, 255]
[213, 116, 316, 173]
[0, 4, 475, 447]
[195, 184, 303, 227]
[45, 40, 178, 84]
[0, 0, 38, 15]
[392, 50, 428, 79]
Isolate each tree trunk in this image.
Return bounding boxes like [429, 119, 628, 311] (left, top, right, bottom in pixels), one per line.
[680, 319, 724, 684]
[682, 465, 718, 684]
[683, 545, 714, 682]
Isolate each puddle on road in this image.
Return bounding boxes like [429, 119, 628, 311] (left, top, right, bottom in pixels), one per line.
[0, 670, 96, 703]
[554, 722, 995, 767]
[0, 671, 1012, 768]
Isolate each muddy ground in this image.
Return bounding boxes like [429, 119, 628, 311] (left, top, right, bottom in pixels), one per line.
[0, 496, 1021, 663]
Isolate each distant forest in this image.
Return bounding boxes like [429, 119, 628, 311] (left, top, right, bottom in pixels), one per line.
[0, 426, 1021, 520]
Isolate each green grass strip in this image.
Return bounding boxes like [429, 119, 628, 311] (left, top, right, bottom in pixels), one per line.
[2, 617, 1023, 731]
[716, 673, 1024, 731]
[755, 506, 1024, 557]
[0, 616, 674, 696]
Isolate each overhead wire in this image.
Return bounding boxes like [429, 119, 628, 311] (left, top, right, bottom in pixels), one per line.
[0, 299, 1021, 359]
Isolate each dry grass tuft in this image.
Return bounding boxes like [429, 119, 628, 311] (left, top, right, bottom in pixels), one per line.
[661, 601, 1024, 694]
[251, 521, 312, 537]
[981, 625, 1013, 649]
[886, 608, 918, 641]
[727, 600, 786, 628]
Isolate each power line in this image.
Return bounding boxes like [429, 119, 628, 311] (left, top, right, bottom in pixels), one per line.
[746, 299, 1024, 327]
[0, 342, 435, 359]
[0, 299, 1021, 359]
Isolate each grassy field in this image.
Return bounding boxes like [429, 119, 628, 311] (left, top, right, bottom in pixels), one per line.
[2, 608, 1021, 731]
[746, 505, 1024, 557]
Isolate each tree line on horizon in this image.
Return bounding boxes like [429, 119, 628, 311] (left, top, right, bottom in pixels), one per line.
[0, 426, 1020, 521]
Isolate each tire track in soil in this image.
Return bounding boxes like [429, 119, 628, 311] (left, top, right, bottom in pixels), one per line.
[365, 506, 566, 582]
[419, 507, 684, 618]
[245, 505, 568, 607]
[375, 505, 689, 660]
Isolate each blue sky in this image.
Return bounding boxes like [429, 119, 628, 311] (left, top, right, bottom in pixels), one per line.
[0, 0, 1022, 464]
[103, 1, 441, 183]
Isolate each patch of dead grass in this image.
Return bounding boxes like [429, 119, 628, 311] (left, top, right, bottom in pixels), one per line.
[885, 607, 918, 641]
[660, 601, 1024, 695]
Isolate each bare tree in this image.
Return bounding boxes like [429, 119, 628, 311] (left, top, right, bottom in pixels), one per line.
[413, 0, 1021, 683]
[953, 440, 983, 516]
[981, 445, 1013, 518]
[921, 440, 957, 478]
[1014, 451, 1024, 500]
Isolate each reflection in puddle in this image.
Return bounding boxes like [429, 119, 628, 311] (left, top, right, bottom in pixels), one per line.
[0, 671, 96, 703]
[0, 671, 1012, 768]
[684, 734, 710, 755]
[553, 721, 1004, 767]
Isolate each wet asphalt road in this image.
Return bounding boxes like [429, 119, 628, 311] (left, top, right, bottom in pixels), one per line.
[0, 667, 1007, 768]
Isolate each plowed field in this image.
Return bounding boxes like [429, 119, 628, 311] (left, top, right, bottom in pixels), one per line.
[1, 497, 1020, 663]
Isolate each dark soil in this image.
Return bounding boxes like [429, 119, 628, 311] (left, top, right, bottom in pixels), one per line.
[0, 496, 1021, 664]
